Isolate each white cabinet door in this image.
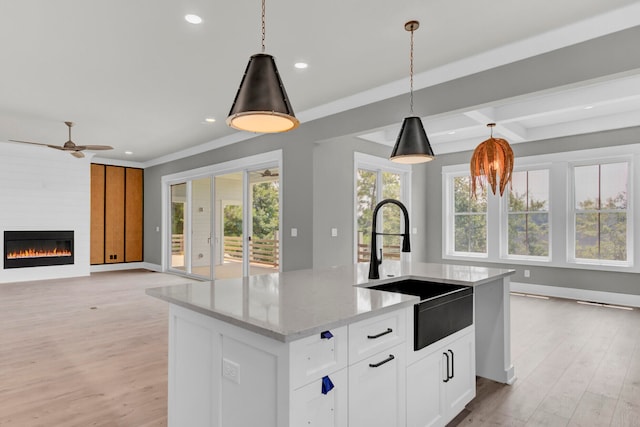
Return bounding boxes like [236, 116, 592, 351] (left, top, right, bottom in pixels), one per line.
[442, 330, 475, 417]
[291, 368, 348, 427]
[349, 343, 406, 427]
[406, 328, 475, 427]
[406, 349, 446, 427]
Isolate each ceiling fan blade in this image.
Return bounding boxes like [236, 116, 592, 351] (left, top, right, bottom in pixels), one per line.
[71, 151, 85, 158]
[47, 145, 66, 151]
[76, 145, 113, 151]
[8, 139, 49, 147]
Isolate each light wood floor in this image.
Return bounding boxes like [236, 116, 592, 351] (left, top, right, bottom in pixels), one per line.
[0, 270, 199, 427]
[1, 271, 639, 426]
[450, 294, 640, 426]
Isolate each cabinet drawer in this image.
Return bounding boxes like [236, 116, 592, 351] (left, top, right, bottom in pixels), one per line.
[290, 326, 347, 389]
[291, 367, 347, 427]
[348, 308, 406, 364]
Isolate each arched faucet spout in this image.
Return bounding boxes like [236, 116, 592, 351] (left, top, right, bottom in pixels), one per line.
[368, 199, 411, 280]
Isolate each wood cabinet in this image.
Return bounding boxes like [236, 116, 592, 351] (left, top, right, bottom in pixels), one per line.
[406, 327, 476, 427]
[90, 164, 143, 265]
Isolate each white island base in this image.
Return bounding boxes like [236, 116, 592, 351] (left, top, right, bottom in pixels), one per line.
[147, 263, 515, 427]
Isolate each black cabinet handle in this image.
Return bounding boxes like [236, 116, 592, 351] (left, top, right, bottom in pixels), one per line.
[448, 349, 455, 380]
[443, 352, 450, 382]
[369, 354, 395, 368]
[367, 328, 393, 339]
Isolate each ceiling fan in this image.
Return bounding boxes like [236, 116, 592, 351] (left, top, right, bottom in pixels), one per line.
[9, 121, 114, 158]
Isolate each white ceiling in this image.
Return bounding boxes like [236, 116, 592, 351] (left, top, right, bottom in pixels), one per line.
[1, 0, 639, 165]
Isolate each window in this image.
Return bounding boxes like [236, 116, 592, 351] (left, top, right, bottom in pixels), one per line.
[449, 175, 487, 256]
[354, 153, 410, 263]
[506, 169, 550, 258]
[571, 162, 629, 264]
[443, 144, 637, 272]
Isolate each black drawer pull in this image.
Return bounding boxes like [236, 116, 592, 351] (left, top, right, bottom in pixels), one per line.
[369, 354, 395, 368]
[443, 352, 450, 383]
[367, 328, 393, 339]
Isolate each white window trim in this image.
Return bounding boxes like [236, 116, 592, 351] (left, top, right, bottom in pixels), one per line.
[442, 170, 489, 259]
[161, 149, 283, 275]
[442, 143, 640, 273]
[353, 152, 412, 264]
[567, 157, 634, 268]
[499, 164, 552, 263]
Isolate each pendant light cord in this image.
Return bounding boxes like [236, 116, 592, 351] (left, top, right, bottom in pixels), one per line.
[409, 26, 414, 115]
[261, 0, 266, 53]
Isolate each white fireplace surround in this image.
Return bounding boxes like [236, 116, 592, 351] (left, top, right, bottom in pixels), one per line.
[0, 142, 90, 283]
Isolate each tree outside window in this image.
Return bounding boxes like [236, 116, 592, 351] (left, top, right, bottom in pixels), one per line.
[507, 170, 549, 257]
[356, 169, 402, 262]
[453, 176, 487, 254]
[573, 162, 628, 262]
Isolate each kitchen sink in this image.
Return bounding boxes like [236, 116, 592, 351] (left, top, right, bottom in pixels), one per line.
[369, 279, 473, 351]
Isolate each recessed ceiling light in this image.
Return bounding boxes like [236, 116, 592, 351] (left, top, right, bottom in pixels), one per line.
[205, 117, 216, 123]
[294, 62, 308, 69]
[185, 14, 203, 24]
[448, 131, 456, 135]
[125, 151, 133, 155]
[584, 105, 594, 110]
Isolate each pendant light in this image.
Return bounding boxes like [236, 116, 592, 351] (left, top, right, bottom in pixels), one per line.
[390, 20, 435, 164]
[227, 0, 299, 133]
[470, 123, 514, 196]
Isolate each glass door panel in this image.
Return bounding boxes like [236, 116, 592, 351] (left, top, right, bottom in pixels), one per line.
[191, 177, 212, 279]
[214, 172, 244, 279]
[249, 167, 280, 276]
[170, 183, 187, 271]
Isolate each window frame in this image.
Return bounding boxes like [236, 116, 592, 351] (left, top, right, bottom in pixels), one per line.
[353, 152, 412, 264]
[500, 166, 552, 262]
[443, 171, 489, 259]
[568, 157, 633, 268]
[442, 144, 639, 273]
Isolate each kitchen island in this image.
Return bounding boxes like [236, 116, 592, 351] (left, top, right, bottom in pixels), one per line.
[147, 262, 514, 427]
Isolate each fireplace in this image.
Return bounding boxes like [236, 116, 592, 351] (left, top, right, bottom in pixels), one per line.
[4, 231, 74, 269]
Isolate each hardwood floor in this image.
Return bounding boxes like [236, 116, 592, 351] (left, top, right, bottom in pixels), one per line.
[0, 270, 199, 427]
[451, 294, 640, 427]
[1, 271, 639, 426]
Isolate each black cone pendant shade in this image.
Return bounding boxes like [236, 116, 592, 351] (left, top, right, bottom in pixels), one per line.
[390, 116, 435, 164]
[227, 53, 299, 133]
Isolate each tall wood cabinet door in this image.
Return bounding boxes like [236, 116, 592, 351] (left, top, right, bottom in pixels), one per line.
[90, 164, 106, 264]
[125, 168, 143, 262]
[104, 166, 125, 263]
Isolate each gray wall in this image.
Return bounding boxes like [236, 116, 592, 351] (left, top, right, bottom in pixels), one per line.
[312, 137, 392, 269]
[143, 25, 640, 288]
[414, 126, 640, 296]
[144, 132, 315, 271]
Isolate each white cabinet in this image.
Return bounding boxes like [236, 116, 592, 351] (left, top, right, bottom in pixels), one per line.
[347, 309, 407, 427]
[349, 343, 406, 427]
[406, 327, 475, 427]
[291, 368, 348, 427]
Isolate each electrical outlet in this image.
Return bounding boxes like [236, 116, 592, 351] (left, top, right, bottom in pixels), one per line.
[222, 358, 240, 384]
[331, 228, 338, 237]
[291, 228, 298, 237]
[524, 269, 530, 278]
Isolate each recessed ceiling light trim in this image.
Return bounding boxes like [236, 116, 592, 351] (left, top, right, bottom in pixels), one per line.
[185, 14, 203, 24]
[294, 62, 308, 69]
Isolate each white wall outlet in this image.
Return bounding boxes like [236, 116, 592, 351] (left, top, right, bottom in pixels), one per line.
[331, 228, 338, 237]
[524, 269, 530, 278]
[155, 226, 160, 232]
[291, 228, 298, 237]
[412, 227, 418, 235]
[222, 358, 240, 384]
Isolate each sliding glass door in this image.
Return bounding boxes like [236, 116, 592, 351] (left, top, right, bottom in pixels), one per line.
[165, 159, 281, 280]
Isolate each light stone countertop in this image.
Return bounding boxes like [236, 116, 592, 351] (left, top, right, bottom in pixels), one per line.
[146, 261, 514, 342]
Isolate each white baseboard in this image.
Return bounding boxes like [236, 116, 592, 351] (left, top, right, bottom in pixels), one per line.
[90, 262, 163, 273]
[511, 281, 640, 308]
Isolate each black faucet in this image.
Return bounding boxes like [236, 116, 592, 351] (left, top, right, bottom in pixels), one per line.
[368, 199, 411, 280]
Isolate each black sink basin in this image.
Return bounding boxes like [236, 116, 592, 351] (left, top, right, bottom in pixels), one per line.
[369, 279, 473, 350]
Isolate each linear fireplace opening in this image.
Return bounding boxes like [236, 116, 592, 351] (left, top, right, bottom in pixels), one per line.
[4, 231, 74, 269]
